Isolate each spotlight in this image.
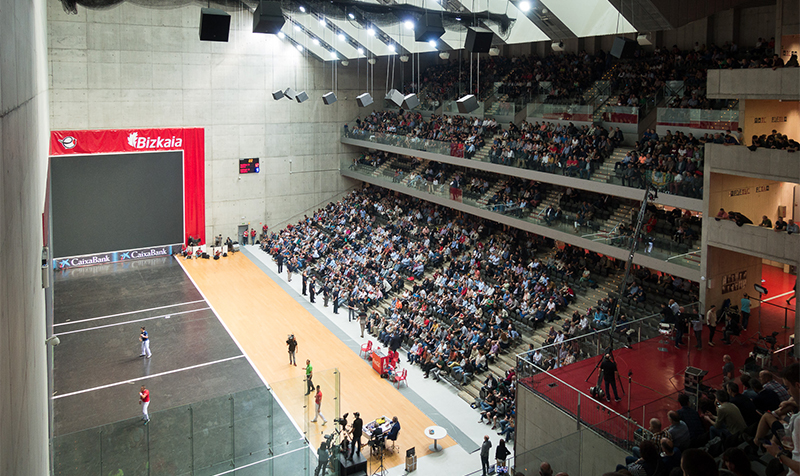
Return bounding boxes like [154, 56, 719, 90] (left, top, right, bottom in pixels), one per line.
[323, 92, 337, 105]
[296, 91, 309, 103]
[278, 32, 285, 39]
[404, 20, 415, 30]
[429, 40, 437, 48]
[357, 92, 374, 107]
[338, 33, 346, 41]
[455, 16, 461, 21]
[399, 55, 409, 62]
[296, 44, 303, 52]
[348, 12, 355, 19]
[330, 51, 338, 59]
[367, 28, 375, 36]
[519, 1, 531, 12]
[313, 38, 320, 45]
[388, 44, 396, 53]
[319, 18, 326, 26]
[294, 24, 301, 31]
[358, 47, 364, 55]
[299, 5, 306, 12]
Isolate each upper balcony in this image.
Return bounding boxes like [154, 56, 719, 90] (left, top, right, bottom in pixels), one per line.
[707, 68, 800, 101]
[341, 128, 704, 212]
[704, 143, 800, 184]
[706, 219, 799, 266]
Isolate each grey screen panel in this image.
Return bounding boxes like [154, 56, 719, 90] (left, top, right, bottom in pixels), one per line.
[51, 152, 184, 258]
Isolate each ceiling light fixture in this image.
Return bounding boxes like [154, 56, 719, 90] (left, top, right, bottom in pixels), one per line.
[357, 47, 364, 55]
[348, 12, 355, 19]
[278, 32, 285, 39]
[367, 28, 375, 36]
[319, 18, 326, 26]
[296, 44, 303, 52]
[338, 33, 346, 41]
[429, 40, 437, 48]
[519, 1, 531, 12]
[388, 44, 396, 53]
[404, 20, 414, 30]
[299, 5, 306, 12]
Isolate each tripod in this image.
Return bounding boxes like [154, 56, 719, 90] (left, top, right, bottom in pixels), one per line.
[369, 435, 387, 476]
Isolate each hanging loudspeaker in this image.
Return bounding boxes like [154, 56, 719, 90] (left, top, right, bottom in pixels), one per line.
[272, 90, 285, 100]
[323, 92, 337, 105]
[402, 94, 420, 110]
[199, 8, 231, 42]
[465, 27, 493, 53]
[296, 91, 309, 103]
[284, 88, 297, 100]
[252, 1, 285, 34]
[385, 89, 403, 108]
[457, 94, 479, 114]
[357, 93, 373, 108]
[415, 14, 445, 42]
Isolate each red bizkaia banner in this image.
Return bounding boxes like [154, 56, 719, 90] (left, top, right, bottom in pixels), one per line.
[49, 128, 206, 245]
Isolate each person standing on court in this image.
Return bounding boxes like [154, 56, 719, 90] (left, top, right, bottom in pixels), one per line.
[495, 438, 510, 468]
[309, 277, 316, 303]
[480, 435, 492, 476]
[276, 253, 284, 274]
[302, 270, 308, 295]
[332, 285, 340, 314]
[358, 308, 367, 338]
[242, 228, 249, 246]
[350, 412, 363, 459]
[286, 334, 298, 366]
[140, 326, 152, 358]
[740, 295, 751, 330]
[322, 282, 330, 307]
[250, 228, 256, 245]
[305, 359, 315, 395]
[600, 353, 621, 402]
[311, 385, 327, 425]
[706, 304, 717, 346]
[139, 385, 150, 425]
[348, 294, 356, 322]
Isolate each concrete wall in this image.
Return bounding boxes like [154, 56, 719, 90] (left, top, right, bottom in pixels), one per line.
[738, 6, 777, 50]
[702, 245, 763, 311]
[704, 143, 800, 185]
[47, 2, 361, 238]
[707, 68, 800, 100]
[707, 220, 800, 268]
[515, 384, 631, 476]
[707, 173, 796, 224]
[0, 0, 51, 474]
[742, 99, 800, 145]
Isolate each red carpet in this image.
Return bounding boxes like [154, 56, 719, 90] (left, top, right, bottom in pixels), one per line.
[522, 265, 796, 443]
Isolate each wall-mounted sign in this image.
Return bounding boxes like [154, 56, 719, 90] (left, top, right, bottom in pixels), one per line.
[239, 158, 260, 174]
[730, 188, 751, 197]
[755, 185, 770, 193]
[722, 270, 747, 295]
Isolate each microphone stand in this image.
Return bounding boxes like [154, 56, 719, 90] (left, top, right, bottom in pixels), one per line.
[627, 369, 633, 441]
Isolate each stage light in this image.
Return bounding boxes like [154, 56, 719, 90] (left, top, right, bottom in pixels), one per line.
[296, 44, 303, 52]
[429, 40, 437, 48]
[313, 38, 320, 45]
[348, 12, 355, 19]
[367, 28, 375, 36]
[278, 32, 285, 39]
[330, 51, 338, 59]
[388, 44, 396, 53]
[455, 16, 461, 21]
[404, 20, 415, 30]
[519, 1, 531, 12]
[338, 33, 346, 41]
[294, 24, 301, 31]
[319, 18, 326, 26]
[299, 5, 306, 12]
[358, 47, 364, 55]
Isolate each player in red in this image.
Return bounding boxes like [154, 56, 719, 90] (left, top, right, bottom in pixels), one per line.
[139, 385, 150, 425]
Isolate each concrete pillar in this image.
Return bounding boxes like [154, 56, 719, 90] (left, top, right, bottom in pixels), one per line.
[732, 8, 742, 47]
[775, 0, 783, 57]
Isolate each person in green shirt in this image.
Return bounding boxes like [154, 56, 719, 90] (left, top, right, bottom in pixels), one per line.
[704, 389, 746, 440]
[305, 359, 314, 395]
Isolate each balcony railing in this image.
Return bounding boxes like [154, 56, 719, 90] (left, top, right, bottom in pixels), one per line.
[657, 108, 740, 131]
[341, 158, 702, 271]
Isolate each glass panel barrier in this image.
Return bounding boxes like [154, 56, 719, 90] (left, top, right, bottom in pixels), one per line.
[52, 385, 310, 476]
[341, 120, 705, 200]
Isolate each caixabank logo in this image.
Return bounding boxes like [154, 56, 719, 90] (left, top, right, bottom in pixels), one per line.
[127, 132, 183, 149]
[56, 245, 174, 269]
[120, 247, 171, 260]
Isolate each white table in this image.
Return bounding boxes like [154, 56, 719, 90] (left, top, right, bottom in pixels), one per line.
[425, 425, 447, 452]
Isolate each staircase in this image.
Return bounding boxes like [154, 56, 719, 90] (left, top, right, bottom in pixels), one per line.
[399, 162, 428, 185]
[485, 94, 510, 116]
[590, 147, 632, 184]
[476, 181, 505, 208]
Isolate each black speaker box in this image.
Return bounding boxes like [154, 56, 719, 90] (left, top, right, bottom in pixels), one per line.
[202, 253, 210, 259]
[199, 8, 231, 42]
[610, 37, 637, 59]
[214, 255, 220, 260]
[223, 252, 228, 257]
[415, 15, 445, 42]
[253, 1, 285, 35]
[465, 27, 493, 53]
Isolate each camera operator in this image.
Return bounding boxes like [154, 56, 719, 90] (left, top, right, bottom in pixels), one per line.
[600, 353, 621, 403]
[350, 412, 363, 460]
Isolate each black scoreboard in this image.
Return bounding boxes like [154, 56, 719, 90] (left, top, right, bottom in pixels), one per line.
[239, 158, 260, 174]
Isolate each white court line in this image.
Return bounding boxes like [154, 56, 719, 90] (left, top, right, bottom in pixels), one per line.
[210, 445, 307, 476]
[763, 290, 795, 303]
[52, 355, 245, 400]
[54, 300, 206, 327]
[177, 258, 308, 444]
[53, 307, 210, 336]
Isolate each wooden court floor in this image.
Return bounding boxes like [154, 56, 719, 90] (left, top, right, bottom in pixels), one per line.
[181, 252, 455, 469]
